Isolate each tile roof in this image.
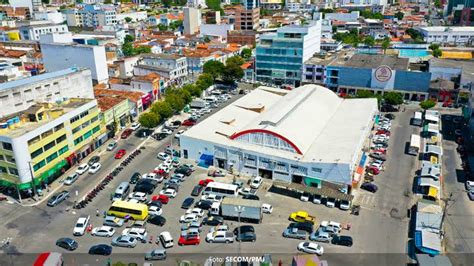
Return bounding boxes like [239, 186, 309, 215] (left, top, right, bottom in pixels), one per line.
[0, 49, 27, 58]
[94, 88, 144, 107]
[132, 72, 162, 82]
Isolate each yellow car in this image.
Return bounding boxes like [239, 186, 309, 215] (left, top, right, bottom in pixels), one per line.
[289, 211, 316, 224]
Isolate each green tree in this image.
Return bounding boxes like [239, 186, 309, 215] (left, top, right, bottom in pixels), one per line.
[124, 34, 135, 43]
[429, 44, 440, 50]
[104, 0, 112, 3]
[195, 73, 214, 90]
[420, 99, 436, 110]
[206, 0, 223, 12]
[432, 49, 442, 58]
[165, 93, 185, 113]
[162, 0, 172, 7]
[406, 28, 424, 43]
[182, 84, 202, 97]
[203, 60, 225, 80]
[169, 20, 183, 30]
[241, 48, 252, 59]
[134, 46, 151, 54]
[203, 36, 211, 43]
[138, 112, 160, 128]
[434, 0, 441, 8]
[41, 0, 49, 4]
[222, 63, 244, 84]
[383, 92, 404, 105]
[363, 36, 375, 47]
[158, 24, 168, 31]
[226, 55, 244, 66]
[381, 37, 391, 54]
[124, 17, 133, 23]
[356, 89, 375, 98]
[151, 101, 173, 120]
[122, 42, 135, 56]
[394, 11, 404, 20]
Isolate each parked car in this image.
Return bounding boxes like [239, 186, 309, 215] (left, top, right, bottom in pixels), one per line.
[297, 242, 324, 255]
[250, 176, 263, 189]
[467, 191, 474, 201]
[243, 194, 260, 201]
[76, 163, 89, 175]
[115, 149, 126, 159]
[122, 228, 148, 243]
[148, 215, 167, 226]
[103, 216, 125, 227]
[262, 203, 273, 214]
[176, 166, 193, 176]
[288, 222, 314, 234]
[64, 173, 79, 185]
[157, 152, 170, 161]
[153, 133, 168, 141]
[182, 119, 196, 126]
[111, 235, 137, 248]
[159, 188, 177, 198]
[465, 181, 474, 192]
[47, 190, 70, 207]
[175, 130, 185, 139]
[91, 226, 115, 237]
[180, 213, 199, 223]
[181, 197, 195, 209]
[88, 244, 112, 255]
[152, 194, 169, 204]
[195, 200, 213, 210]
[88, 156, 100, 166]
[206, 231, 234, 243]
[202, 216, 224, 226]
[320, 221, 342, 234]
[234, 225, 256, 242]
[56, 237, 78, 251]
[309, 228, 333, 243]
[199, 179, 214, 187]
[128, 192, 148, 203]
[370, 153, 387, 161]
[107, 141, 117, 151]
[283, 227, 307, 240]
[339, 200, 351, 210]
[129, 172, 141, 184]
[121, 129, 133, 139]
[145, 249, 167, 261]
[185, 208, 205, 217]
[130, 122, 140, 131]
[88, 162, 101, 174]
[178, 233, 200, 246]
[73, 215, 90, 236]
[331, 235, 353, 247]
[149, 205, 163, 216]
[360, 182, 378, 193]
[289, 211, 316, 224]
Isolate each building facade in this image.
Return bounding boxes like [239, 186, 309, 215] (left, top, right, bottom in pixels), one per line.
[63, 4, 117, 28]
[184, 7, 200, 35]
[256, 21, 321, 87]
[227, 30, 257, 46]
[19, 23, 68, 41]
[235, 7, 260, 30]
[135, 54, 188, 85]
[418, 26, 474, 45]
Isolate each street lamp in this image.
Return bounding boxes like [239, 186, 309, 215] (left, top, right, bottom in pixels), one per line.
[235, 205, 245, 255]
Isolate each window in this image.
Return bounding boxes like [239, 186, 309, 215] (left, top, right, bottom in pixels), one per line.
[82, 120, 90, 128]
[46, 152, 58, 163]
[58, 145, 69, 155]
[44, 140, 55, 151]
[70, 115, 80, 124]
[0, 166, 6, 173]
[0, 154, 4, 161]
[31, 148, 43, 159]
[54, 123, 64, 132]
[5, 155, 15, 163]
[84, 130, 92, 140]
[92, 125, 100, 133]
[8, 167, 18, 176]
[312, 167, 322, 173]
[28, 136, 41, 146]
[41, 129, 53, 139]
[79, 110, 89, 118]
[74, 136, 83, 145]
[91, 116, 99, 123]
[33, 160, 46, 171]
[56, 134, 66, 144]
[2, 142, 12, 151]
[72, 126, 81, 134]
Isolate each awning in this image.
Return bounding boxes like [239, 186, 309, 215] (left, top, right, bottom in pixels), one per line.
[418, 177, 440, 189]
[272, 181, 354, 201]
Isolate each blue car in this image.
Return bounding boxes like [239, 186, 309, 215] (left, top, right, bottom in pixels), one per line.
[88, 244, 112, 256]
[360, 182, 378, 193]
[181, 197, 195, 209]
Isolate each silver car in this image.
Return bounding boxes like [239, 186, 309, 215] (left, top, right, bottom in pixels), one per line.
[47, 190, 70, 207]
[111, 235, 137, 248]
[145, 249, 167, 261]
[64, 173, 79, 185]
[309, 228, 333, 243]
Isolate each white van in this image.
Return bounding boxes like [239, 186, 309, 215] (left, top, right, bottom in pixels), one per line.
[210, 202, 220, 216]
[203, 96, 217, 104]
[250, 176, 263, 189]
[112, 182, 130, 202]
[159, 231, 174, 248]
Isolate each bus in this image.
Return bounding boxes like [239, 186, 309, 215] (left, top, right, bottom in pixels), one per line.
[408, 134, 421, 156]
[412, 112, 422, 126]
[107, 200, 149, 220]
[203, 182, 239, 198]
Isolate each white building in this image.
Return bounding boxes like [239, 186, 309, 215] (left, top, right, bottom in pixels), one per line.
[62, 4, 117, 28]
[134, 54, 188, 85]
[184, 7, 201, 35]
[340, 0, 387, 6]
[324, 11, 360, 22]
[180, 85, 377, 189]
[116, 11, 147, 23]
[40, 33, 109, 84]
[418, 26, 474, 45]
[200, 24, 234, 40]
[0, 68, 95, 118]
[33, 10, 65, 24]
[19, 23, 69, 41]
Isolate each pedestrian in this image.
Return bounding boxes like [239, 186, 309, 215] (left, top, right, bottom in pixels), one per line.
[96, 208, 100, 217]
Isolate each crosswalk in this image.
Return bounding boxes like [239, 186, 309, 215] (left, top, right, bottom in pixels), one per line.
[354, 193, 377, 208]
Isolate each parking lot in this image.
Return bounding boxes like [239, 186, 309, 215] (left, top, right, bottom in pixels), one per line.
[0, 101, 423, 266]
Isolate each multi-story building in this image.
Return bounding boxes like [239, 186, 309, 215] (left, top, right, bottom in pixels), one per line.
[0, 68, 94, 118]
[184, 7, 200, 35]
[447, 0, 474, 15]
[18, 22, 68, 41]
[255, 21, 321, 87]
[235, 6, 260, 30]
[115, 11, 147, 23]
[40, 33, 109, 84]
[260, 0, 284, 10]
[241, 0, 259, 9]
[134, 54, 188, 86]
[417, 26, 474, 45]
[33, 10, 65, 24]
[0, 98, 105, 197]
[227, 30, 257, 46]
[62, 4, 117, 28]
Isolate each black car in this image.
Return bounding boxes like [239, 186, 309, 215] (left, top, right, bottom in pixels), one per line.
[202, 216, 224, 226]
[88, 155, 100, 166]
[288, 222, 314, 234]
[384, 114, 396, 120]
[137, 178, 158, 187]
[175, 166, 193, 176]
[153, 133, 168, 141]
[148, 199, 163, 208]
[360, 182, 378, 193]
[195, 200, 213, 210]
[148, 215, 166, 226]
[47, 190, 70, 207]
[136, 128, 153, 137]
[331, 235, 353, 247]
[233, 225, 256, 242]
[172, 120, 182, 127]
[56, 237, 78, 251]
[191, 185, 203, 196]
[134, 183, 155, 194]
[163, 183, 179, 192]
[130, 172, 141, 184]
[242, 194, 260, 201]
[88, 244, 112, 255]
[181, 197, 195, 209]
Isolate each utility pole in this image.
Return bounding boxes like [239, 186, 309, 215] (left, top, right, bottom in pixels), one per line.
[235, 205, 245, 255]
[27, 161, 37, 199]
[440, 192, 454, 231]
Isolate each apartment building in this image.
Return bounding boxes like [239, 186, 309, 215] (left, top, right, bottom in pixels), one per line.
[235, 6, 260, 30]
[0, 98, 105, 197]
[18, 22, 68, 41]
[418, 26, 474, 45]
[63, 4, 117, 28]
[0, 68, 94, 118]
[134, 54, 188, 85]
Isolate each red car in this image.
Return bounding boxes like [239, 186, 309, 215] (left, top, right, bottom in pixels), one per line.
[153, 169, 169, 178]
[372, 148, 387, 154]
[178, 235, 200, 246]
[366, 166, 381, 175]
[115, 149, 126, 159]
[121, 129, 133, 139]
[376, 130, 390, 135]
[151, 194, 169, 204]
[182, 119, 196, 126]
[198, 179, 214, 187]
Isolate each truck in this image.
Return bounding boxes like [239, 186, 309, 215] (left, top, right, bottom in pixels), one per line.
[220, 198, 262, 224]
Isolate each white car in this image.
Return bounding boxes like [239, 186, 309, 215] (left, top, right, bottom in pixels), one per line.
[149, 205, 163, 216]
[64, 173, 79, 185]
[161, 128, 173, 135]
[160, 160, 172, 169]
[297, 242, 324, 255]
[157, 152, 170, 161]
[206, 231, 234, 243]
[326, 198, 336, 208]
[238, 187, 256, 196]
[262, 203, 273, 214]
[179, 213, 199, 223]
[107, 141, 118, 151]
[175, 130, 185, 139]
[73, 215, 90, 236]
[185, 208, 205, 217]
[76, 163, 89, 175]
[143, 173, 164, 183]
[88, 163, 101, 174]
[128, 192, 148, 202]
[339, 200, 351, 210]
[91, 226, 115, 237]
[300, 194, 310, 202]
[201, 194, 223, 203]
[159, 188, 177, 198]
[130, 122, 141, 131]
[122, 228, 148, 243]
[209, 225, 229, 233]
[250, 176, 263, 189]
[465, 180, 474, 192]
[202, 108, 212, 114]
[320, 221, 342, 233]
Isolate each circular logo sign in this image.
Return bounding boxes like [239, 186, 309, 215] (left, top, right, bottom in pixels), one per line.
[374, 65, 392, 82]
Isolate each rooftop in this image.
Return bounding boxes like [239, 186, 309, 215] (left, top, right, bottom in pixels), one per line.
[429, 58, 474, 83]
[331, 54, 410, 70]
[94, 88, 144, 103]
[419, 26, 474, 32]
[182, 84, 377, 171]
[141, 53, 184, 60]
[0, 68, 85, 91]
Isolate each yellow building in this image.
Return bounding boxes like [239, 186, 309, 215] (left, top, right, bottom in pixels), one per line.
[0, 98, 106, 196]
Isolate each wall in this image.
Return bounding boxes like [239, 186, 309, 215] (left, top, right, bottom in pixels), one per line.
[200, 24, 234, 40]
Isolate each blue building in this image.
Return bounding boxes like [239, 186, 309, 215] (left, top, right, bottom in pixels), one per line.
[304, 53, 432, 101]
